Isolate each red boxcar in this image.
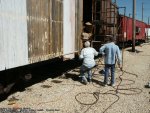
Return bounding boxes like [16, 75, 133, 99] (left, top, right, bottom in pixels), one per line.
[118, 15, 146, 45]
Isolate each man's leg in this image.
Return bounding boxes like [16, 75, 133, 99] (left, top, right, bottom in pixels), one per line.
[87, 69, 92, 82]
[80, 65, 88, 84]
[104, 64, 109, 85]
[110, 64, 115, 86]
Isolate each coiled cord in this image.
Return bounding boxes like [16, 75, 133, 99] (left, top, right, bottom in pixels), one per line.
[75, 59, 143, 113]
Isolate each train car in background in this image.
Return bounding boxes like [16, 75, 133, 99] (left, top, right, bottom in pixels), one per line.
[0, 0, 83, 72]
[118, 15, 147, 46]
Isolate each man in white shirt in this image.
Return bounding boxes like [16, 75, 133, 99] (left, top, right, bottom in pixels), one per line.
[79, 41, 98, 84]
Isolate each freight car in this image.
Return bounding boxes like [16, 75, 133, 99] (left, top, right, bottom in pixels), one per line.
[0, 0, 85, 95]
[0, 0, 83, 72]
[118, 15, 147, 46]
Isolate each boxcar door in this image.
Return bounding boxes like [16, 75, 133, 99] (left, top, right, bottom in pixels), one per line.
[27, 0, 63, 63]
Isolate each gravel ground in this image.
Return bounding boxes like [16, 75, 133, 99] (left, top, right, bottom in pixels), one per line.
[0, 43, 150, 113]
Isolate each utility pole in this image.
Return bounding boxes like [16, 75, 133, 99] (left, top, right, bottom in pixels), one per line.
[132, 0, 136, 52]
[148, 17, 150, 25]
[142, 2, 144, 22]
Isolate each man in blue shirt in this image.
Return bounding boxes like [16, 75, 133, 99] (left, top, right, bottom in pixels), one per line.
[99, 35, 122, 86]
[79, 41, 98, 84]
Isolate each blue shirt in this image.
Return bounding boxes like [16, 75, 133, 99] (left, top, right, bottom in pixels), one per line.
[79, 47, 98, 68]
[99, 42, 122, 65]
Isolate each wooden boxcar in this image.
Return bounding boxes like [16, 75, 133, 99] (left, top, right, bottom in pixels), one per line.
[0, 0, 118, 72]
[0, 0, 83, 71]
[118, 15, 147, 45]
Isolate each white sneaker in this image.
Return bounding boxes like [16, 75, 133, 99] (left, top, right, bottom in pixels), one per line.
[111, 84, 115, 87]
[103, 83, 107, 87]
[82, 79, 88, 85]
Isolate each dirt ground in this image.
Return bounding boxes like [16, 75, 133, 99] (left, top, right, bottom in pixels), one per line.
[0, 43, 150, 113]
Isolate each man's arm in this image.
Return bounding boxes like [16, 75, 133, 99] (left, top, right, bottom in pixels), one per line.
[93, 48, 98, 56]
[116, 46, 122, 70]
[79, 49, 84, 59]
[99, 45, 106, 56]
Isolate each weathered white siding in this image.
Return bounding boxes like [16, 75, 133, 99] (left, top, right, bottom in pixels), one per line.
[0, 0, 28, 71]
[63, 0, 76, 59]
[0, 0, 83, 71]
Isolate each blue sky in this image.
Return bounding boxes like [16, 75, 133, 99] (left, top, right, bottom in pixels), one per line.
[113, 0, 150, 23]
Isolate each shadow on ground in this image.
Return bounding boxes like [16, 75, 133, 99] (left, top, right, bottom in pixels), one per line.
[0, 58, 82, 102]
[126, 49, 143, 53]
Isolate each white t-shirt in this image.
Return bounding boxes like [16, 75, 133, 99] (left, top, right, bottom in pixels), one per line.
[79, 47, 98, 68]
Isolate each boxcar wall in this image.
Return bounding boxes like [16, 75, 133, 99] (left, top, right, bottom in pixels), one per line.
[0, 0, 83, 71]
[0, 0, 28, 71]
